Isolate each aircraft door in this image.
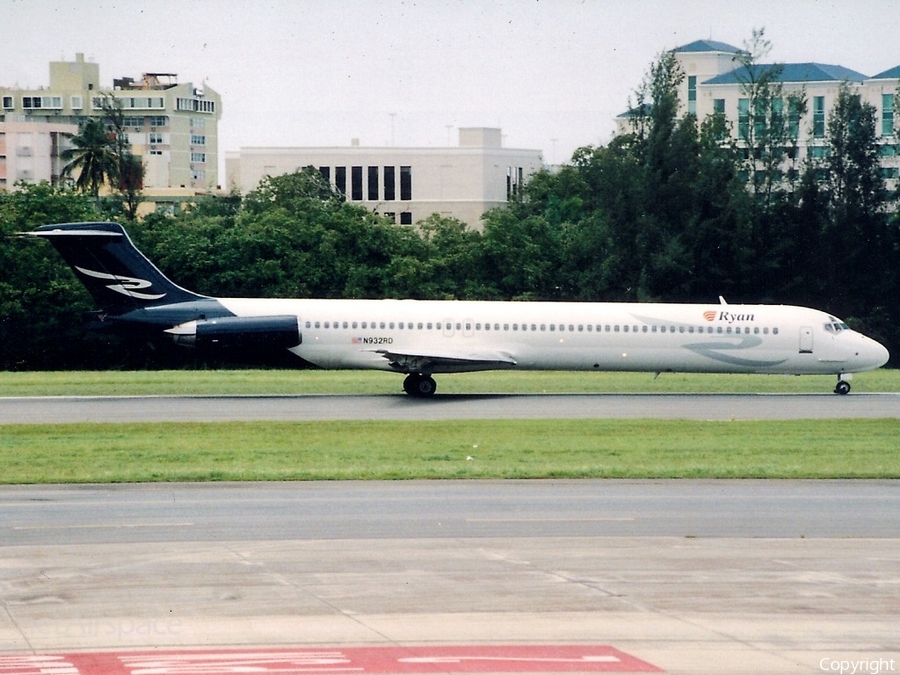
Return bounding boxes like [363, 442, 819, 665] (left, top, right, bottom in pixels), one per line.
[799, 326, 813, 354]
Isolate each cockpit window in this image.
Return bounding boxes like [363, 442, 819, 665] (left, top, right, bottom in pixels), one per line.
[824, 316, 851, 333]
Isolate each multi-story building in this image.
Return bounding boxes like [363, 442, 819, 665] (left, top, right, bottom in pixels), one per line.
[618, 39, 900, 181]
[0, 53, 222, 196]
[226, 127, 543, 229]
[0, 120, 77, 190]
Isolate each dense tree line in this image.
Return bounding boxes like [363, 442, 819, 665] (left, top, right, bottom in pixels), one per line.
[2, 49, 898, 370]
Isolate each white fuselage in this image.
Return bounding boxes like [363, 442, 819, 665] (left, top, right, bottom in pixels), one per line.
[213, 298, 889, 377]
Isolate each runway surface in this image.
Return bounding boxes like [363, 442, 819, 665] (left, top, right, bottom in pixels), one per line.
[2, 391, 900, 423]
[2, 480, 899, 674]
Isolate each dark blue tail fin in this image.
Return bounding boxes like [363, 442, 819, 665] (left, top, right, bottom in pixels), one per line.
[25, 222, 206, 313]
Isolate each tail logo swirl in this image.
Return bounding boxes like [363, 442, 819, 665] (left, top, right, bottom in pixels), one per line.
[74, 266, 167, 301]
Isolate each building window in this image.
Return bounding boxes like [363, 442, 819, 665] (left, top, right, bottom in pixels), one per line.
[368, 166, 379, 200]
[400, 212, 413, 225]
[351, 166, 363, 201]
[713, 99, 725, 115]
[149, 133, 164, 145]
[788, 98, 802, 139]
[191, 152, 206, 163]
[384, 166, 396, 200]
[400, 166, 412, 201]
[687, 76, 696, 114]
[319, 166, 330, 182]
[738, 98, 750, 139]
[190, 135, 206, 146]
[335, 166, 346, 194]
[813, 96, 825, 138]
[882, 94, 894, 137]
[70, 95, 82, 110]
[148, 115, 168, 127]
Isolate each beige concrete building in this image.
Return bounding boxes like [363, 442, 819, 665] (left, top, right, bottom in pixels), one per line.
[226, 127, 543, 228]
[1, 53, 222, 197]
[617, 39, 900, 181]
[0, 119, 77, 190]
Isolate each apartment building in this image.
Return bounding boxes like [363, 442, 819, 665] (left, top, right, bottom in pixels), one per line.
[617, 39, 900, 180]
[0, 53, 221, 195]
[226, 127, 543, 229]
[0, 120, 77, 190]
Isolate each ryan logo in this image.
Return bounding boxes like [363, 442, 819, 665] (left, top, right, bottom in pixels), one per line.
[75, 266, 166, 300]
[703, 310, 756, 323]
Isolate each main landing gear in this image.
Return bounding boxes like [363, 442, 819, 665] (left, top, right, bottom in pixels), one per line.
[403, 373, 437, 397]
[834, 378, 852, 395]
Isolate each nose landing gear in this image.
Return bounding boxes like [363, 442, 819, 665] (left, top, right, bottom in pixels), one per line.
[834, 378, 851, 395]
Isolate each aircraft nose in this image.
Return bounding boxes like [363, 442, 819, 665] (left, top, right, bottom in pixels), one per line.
[859, 337, 890, 370]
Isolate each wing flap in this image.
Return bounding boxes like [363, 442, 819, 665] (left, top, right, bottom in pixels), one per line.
[372, 348, 517, 374]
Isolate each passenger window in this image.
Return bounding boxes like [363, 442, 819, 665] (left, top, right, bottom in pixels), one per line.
[380, 322, 386, 329]
[315, 322, 320, 329]
[773, 327, 779, 335]
[614, 325, 620, 332]
[503, 324, 509, 331]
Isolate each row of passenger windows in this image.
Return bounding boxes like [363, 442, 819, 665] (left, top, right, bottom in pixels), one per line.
[305, 320, 780, 336]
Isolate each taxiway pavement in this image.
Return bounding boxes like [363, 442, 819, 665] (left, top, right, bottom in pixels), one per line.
[1, 480, 898, 674]
[2, 391, 899, 423]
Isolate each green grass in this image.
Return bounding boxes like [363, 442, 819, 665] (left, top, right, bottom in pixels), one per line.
[0, 368, 897, 396]
[1, 419, 898, 484]
[1, 369, 897, 484]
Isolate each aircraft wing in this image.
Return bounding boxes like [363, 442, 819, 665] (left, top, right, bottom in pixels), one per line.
[371, 348, 517, 374]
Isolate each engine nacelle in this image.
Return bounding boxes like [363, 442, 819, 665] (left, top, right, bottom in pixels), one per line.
[166, 315, 301, 352]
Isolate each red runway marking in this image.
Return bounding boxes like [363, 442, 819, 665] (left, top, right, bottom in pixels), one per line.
[0, 645, 662, 673]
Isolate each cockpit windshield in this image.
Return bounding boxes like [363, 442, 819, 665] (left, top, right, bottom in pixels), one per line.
[823, 316, 851, 333]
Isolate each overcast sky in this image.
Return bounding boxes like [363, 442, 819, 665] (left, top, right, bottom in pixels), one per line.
[4, 0, 900, 166]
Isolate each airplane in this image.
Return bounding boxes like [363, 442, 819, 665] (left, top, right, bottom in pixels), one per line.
[22, 221, 889, 396]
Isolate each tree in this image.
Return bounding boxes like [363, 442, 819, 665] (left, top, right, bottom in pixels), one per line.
[817, 83, 894, 321]
[732, 28, 807, 207]
[60, 117, 119, 199]
[100, 95, 144, 220]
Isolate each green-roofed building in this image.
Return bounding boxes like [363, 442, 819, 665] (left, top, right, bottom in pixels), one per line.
[617, 39, 900, 184]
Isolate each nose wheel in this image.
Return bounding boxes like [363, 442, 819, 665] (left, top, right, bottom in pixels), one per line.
[403, 373, 437, 397]
[834, 379, 851, 395]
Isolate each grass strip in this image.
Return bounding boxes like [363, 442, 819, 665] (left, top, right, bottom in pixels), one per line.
[1, 419, 898, 484]
[0, 369, 897, 396]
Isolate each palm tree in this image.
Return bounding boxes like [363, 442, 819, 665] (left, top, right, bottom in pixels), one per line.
[60, 118, 119, 198]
